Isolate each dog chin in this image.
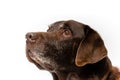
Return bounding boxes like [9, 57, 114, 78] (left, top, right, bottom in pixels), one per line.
[37, 59, 55, 72]
[43, 62, 55, 72]
[27, 50, 42, 65]
[39, 57, 56, 72]
[28, 50, 55, 72]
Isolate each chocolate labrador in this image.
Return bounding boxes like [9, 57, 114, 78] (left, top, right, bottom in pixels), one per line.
[26, 20, 120, 80]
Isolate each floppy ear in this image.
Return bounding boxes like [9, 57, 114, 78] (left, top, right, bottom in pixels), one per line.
[75, 25, 107, 67]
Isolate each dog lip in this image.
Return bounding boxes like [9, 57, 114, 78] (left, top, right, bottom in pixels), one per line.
[27, 49, 34, 58]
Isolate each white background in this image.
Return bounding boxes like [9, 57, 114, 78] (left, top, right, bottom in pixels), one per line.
[0, 0, 120, 80]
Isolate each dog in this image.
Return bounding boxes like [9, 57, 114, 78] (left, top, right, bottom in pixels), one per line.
[26, 20, 120, 80]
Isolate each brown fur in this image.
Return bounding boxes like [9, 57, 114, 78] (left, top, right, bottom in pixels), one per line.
[26, 20, 120, 80]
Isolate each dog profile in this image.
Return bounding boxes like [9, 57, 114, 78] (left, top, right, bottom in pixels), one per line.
[26, 20, 120, 80]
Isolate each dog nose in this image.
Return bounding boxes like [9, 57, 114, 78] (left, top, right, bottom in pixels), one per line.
[26, 32, 38, 42]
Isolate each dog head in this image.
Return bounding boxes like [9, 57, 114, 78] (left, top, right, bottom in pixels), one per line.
[26, 20, 107, 72]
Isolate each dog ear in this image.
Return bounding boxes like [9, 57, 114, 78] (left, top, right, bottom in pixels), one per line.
[75, 25, 107, 67]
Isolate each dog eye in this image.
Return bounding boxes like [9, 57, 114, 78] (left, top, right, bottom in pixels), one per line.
[64, 30, 70, 35]
[63, 29, 72, 37]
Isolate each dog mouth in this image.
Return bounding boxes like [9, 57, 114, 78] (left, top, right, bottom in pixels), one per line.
[27, 49, 55, 71]
[27, 49, 34, 58]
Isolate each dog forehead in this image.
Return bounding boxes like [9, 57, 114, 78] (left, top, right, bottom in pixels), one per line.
[47, 21, 65, 32]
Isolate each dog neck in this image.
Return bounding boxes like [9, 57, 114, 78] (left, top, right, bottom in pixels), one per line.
[53, 57, 112, 80]
[76, 57, 112, 79]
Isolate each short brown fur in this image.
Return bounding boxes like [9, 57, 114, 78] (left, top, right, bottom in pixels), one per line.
[26, 20, 120, 80]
